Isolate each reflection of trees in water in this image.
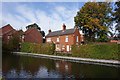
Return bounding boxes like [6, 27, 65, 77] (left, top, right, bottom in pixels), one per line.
[3, 54, 57, 78]
[3, 54, 119, 78]
[71, 62, 119, 78]
[2, 54, 21, 74]
[18, 56, 56, 74]
[55, 60, 72, 76]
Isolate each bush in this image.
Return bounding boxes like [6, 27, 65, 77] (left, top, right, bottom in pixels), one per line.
[2, 34, 20, 52]
[71, 43, 119, 60]
[21, 42, 55, 55]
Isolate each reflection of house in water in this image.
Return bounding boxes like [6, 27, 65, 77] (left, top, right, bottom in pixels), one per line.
[55, 60, 72, 74]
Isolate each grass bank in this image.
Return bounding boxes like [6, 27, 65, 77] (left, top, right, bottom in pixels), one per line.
[71, 43, 119, 60]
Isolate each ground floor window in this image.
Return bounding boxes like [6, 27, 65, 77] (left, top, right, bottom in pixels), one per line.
[70, 46, 71, 51]
[62, 45, 65, 51]
[47, 38, 51, 42]
[56, 44, 60, 51]
[66, 45, 69, 52]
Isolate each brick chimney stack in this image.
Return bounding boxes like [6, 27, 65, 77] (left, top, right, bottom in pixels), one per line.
[62, 23, 66, 31]
[48, 29, 51, 33]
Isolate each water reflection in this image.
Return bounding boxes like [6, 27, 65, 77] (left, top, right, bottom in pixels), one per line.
[55, 61, 72, 75]
[2, 53, 119, 79]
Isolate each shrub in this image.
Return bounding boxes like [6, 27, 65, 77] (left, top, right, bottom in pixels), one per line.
[71, 43, 119, 60]
[2, 34, 20, 52]
[21, 42, 55, 55]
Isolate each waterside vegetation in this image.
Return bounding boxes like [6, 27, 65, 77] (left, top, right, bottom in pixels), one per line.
[21, 42, 119, 60]
[21, 42, 55, 55]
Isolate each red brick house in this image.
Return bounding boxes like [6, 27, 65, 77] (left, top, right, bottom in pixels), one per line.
[24, 27, 43, 44]
[46, 24, 84, 52]
[0, 24, 16, 44]
[1, 24, 43, 44]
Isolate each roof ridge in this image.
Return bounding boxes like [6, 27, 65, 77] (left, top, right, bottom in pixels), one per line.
[49, 28, 74, 33]
[46, 28, 75, 37]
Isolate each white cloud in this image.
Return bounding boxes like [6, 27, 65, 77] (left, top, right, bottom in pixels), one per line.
[16, 5, 37, 22]
[2, 3, 79, 35]
[2, 13, 27, 31]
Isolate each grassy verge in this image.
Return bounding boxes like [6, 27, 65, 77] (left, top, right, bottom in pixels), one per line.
[71, 43, 119, 60]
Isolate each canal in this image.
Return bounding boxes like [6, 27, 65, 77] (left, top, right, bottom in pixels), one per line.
[2, 53, 119, 79]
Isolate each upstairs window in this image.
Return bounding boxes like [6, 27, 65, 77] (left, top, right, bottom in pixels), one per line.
[47, 38, 51, 42]
[57, 37, 59, 42]
[76, 36, 78, 42]
[7, 35, 10, 40]
[65, 36, 68, 42]
[22, 35, 25, 39]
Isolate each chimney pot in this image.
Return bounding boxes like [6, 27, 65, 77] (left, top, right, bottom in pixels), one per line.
[62, 23, 66, 31]
[48, 29, 51, 33]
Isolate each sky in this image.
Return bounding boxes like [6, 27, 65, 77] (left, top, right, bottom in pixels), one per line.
[1, 2, 85, 35]
[1, 1, 117, 35]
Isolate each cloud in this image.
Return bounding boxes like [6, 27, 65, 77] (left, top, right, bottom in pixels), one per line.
[2, 3, 79, 35]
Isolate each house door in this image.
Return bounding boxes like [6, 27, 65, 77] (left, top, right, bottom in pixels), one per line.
[66, 45, 69, 52]
[56, 44, 60, 51]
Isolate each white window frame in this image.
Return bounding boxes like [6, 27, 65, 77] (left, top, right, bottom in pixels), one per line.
[57, 37, 59, 42]
[47, 38, 51, 42]
[66, 45, 69, 52]
[22, 35, 25, 39]
[70, 46, 71, 51]
[76, 36, 79, 42]
[65, 36, 68, 42]
[8, 35, 10, 39]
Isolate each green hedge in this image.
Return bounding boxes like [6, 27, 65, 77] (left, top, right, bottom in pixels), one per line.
[21, 42, 55, 55]
[71, 43, 119, 60]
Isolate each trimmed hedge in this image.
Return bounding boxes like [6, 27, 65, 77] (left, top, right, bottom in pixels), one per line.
[21, 42, 55, 55]
[21, 42, 119, 60]
[71, 43, 119, 60]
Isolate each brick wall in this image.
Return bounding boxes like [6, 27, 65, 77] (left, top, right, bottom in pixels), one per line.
[46, 28, 83, 52]
[25, 28, 43, 44]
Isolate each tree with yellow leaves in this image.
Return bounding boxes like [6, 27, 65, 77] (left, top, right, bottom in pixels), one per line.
[74, 2, 112, 42]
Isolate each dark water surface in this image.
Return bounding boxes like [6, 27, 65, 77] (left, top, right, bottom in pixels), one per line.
[2, 53, 119, 79]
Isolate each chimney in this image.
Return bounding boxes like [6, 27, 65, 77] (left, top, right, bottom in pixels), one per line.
[48, 29, 51, 33]
[62, 23, 66, 31]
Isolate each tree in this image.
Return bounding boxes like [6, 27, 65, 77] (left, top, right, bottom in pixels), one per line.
[2, 33, 20, 52]
[40, 31, 45, 37]
[113, 1, 120, 39]
[74, 2, 112, 42]
[26, 23, 41, 31]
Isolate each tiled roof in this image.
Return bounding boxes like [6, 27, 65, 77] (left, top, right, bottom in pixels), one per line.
[25, 27, 37, 34]
[1, 24, 16, 36]
[16, 30, 24, 35]
[46, 28, 75, 37]
[8, 30, 24, 36]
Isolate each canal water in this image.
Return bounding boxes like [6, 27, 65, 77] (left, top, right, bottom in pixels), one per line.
[2, 53, 119, 79]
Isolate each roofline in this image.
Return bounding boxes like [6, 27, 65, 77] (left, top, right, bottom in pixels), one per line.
[2, 24, 12, 28]
[46, 33, 74, 37]
[2, 29, 16, 36]
[46, 28, 79, 37]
